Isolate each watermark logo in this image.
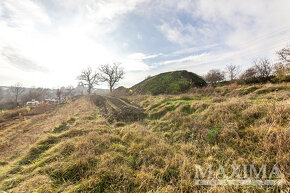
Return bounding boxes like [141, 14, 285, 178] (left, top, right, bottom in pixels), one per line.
[194, 164, 282, 186]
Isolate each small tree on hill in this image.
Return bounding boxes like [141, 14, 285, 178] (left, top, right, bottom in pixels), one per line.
[77, 67, 99, 94]
[225, 64, 239, 81]
[275, 45, 290, 82]
[205, 69, 225, 85]
[277, 44, 290, 63]
[98, 63, 125, 92]
[253, 58, 273, 80]
[240, 67, 257, 82]
[273, 63, 289, 82]
[240, 59, 273, 83]
[10, 82, 25, 106]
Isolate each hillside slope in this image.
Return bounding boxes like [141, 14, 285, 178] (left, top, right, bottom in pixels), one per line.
[131, 70, 206, 95]
[0, 83, 289, 192]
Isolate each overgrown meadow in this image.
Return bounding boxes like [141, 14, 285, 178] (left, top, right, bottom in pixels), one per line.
[0, 83, 289, 192]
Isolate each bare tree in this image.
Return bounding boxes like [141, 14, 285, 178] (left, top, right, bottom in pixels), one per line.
[66, 85, 75, 98]
[240, 67, 257, 82]
[277, 44, 290, 63]
[56, 89, 62, 99]
[56, 88, 62, 99]
[77, 67, 99, 94]
[273, 62, 289, 82]
[21, 87, 49, 104]
[253, 58, 273, 79]
[204, 69, 225, 85]
[225, 64, 239, 81]
[98, 63, 125, 92]
[10, 82, 25, 105]
[275, 45, 290, 82]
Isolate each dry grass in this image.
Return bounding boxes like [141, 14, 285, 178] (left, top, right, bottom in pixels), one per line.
[0, 83, 289, 192]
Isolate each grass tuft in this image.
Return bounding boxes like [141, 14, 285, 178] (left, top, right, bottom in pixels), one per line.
[19, 136, 59, 165]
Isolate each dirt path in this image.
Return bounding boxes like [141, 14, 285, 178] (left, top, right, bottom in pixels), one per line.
[90, 95, 144, 122]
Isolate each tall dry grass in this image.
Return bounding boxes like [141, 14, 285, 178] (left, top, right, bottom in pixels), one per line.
[0, 83, 289, 192]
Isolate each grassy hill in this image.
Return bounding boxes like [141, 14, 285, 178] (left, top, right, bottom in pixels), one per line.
[131, 70, 206, 95]
[0, 83, 289, 192]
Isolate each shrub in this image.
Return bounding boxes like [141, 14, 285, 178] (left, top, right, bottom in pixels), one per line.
[53, 122, 68, 133]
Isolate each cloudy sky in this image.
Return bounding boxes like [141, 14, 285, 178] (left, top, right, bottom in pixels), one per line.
[1, 0, 290, 88]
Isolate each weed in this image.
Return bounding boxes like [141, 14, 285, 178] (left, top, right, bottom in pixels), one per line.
[115, 121, 126, 127]
[53, 122, 68, 133]
[206, 126, 220, 142]
[19, 136, 59, 165]
[0, 161, 8, 166]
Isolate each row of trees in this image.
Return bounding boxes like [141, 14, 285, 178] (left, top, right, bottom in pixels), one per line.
[77, 63, 125, 94]
[0, 63, 125, 108]
[1, 84, 76, 109]
[205, 45, 290, 84]
[7, 85, 58, 106]
[0, 84, 51, 109]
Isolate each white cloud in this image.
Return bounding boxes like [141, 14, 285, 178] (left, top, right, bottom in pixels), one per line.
[1, 0, 51, 29]
[157, 53, 209, 66]
[171, 44, 218, 56]
[0, 0, 150, 88]
[157, 20, 199, 45]
[122, 42, 128, 47]
[137, 33, 142, 40]
[155, 0, 290, 49]
[149, 0, 290, 75]
[1, 0, 290, 88]
[119, 53, 151, 71]
[127, 53, 162, 60]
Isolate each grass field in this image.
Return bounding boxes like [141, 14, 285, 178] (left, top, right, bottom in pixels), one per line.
[0, 83, 289, 192]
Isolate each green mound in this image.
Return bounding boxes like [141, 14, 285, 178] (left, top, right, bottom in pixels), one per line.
[131, 70, 206, 95]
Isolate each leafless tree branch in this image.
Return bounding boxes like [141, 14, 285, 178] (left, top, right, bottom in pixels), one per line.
[253, 58, 272, 78]
[10, 82, 25, 105]
[98, 63, 125, 92]
[225, 64, 239, 81]
[77, 67, 99, 94]
[277, 44, 290, 63]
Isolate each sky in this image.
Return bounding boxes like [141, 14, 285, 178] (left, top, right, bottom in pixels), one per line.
[1, 0, 290, 89]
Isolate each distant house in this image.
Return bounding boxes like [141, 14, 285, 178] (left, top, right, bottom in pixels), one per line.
[45, 98, 66, 104]
[26, 99, 39, 106]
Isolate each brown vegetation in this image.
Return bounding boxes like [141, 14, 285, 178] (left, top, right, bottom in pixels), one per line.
[0, 83, 289, 192]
